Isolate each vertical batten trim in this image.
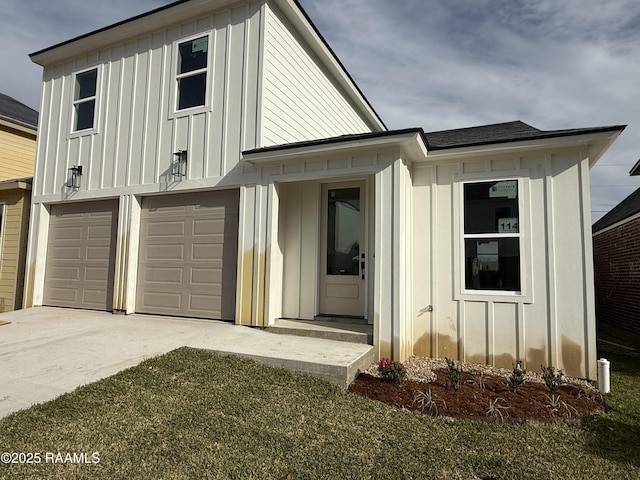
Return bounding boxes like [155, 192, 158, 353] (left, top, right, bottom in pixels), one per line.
[517, 302, 525, 364]
[112, 51, 126, 188]
[220, 10, 232, 178]
[141, 39, 152, 186]
[487, 300, 494, 366]
[430, 165, 438, 357]
[544, 154, 557, 368]
[127, 50, 140, 187]
[579, 152, 597, 378]
[255, 1, 266, 148]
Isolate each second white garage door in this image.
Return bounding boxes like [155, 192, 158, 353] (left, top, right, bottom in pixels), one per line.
[136, 190, 239, 320]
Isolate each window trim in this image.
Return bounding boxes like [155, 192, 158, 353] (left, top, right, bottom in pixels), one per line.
[70, 66, 101, 136]
[453, 172, 533, 303]
[170, 33, 212, 117]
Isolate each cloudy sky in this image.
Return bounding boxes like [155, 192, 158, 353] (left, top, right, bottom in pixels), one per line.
[2, 0, 639, 223]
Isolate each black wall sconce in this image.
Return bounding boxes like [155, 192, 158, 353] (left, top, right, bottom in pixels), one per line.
[172, 150, 188, 178]
[67, 165, 83, 189]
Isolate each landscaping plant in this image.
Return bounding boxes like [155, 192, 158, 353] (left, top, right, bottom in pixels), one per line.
[541, 365, 564, 392]
[414, 388, 446, 415]
[507, 362, 526, 393]
[376, 357, 407, 385]
[445, 357, 463, 389]
[486, 397, 510, 422]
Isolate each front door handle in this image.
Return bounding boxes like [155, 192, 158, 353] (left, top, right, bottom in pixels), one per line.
[361, 253, 365, 280]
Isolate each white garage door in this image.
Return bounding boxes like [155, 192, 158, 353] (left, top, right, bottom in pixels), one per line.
[136, 190, 239, 320]
[43, 200, 118, 310]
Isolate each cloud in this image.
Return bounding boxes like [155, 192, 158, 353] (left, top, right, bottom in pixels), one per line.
[1, 0, 638, 221]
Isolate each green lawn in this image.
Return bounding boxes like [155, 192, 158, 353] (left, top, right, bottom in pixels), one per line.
[0, 347, 638, 479]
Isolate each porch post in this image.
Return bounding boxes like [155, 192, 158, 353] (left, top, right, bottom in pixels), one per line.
[264, 182, 283, 326]
[373, 158, 413, 362]
[374, 164, 394, 360]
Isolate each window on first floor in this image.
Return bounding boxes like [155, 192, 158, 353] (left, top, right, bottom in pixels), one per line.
[73, 68, 98, 132]
[463, 179, 522, 292]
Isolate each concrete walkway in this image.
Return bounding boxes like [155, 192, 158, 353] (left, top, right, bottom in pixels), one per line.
[0, 307, 373, 418]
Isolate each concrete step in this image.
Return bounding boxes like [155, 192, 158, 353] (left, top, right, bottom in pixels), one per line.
[314, 315, 369, 325]
[266, 318, 373, 345]
[236, 343, 375, 388]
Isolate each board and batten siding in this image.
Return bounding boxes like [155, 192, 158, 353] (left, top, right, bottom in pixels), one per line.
[34, 2, 263, 199]
[0, 127, 36, 181]
[260, 3, 375, 147]
[411, 149, 597, 378]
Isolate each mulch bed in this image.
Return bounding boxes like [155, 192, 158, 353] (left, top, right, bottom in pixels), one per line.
[348, 368, 604, 421]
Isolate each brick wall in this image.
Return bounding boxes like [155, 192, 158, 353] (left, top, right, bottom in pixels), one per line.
[593, 216, 640, 337]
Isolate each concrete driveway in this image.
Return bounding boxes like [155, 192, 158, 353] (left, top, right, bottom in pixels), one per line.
[0, 307, 373, 418]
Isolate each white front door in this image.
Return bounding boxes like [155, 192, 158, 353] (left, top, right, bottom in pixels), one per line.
[319, 181, 366, 317]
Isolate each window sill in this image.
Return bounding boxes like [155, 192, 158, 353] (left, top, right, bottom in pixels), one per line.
[68, 128, 99, 138]
[169, 104, 210, 120]
[457, 290, 533, 304]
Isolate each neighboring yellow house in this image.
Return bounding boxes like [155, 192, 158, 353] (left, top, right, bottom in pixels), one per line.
[0, 93, 38, 312]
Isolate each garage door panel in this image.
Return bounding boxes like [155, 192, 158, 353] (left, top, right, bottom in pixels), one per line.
[193, 218, 224, 235]
[87, 225, 113, 240]
[191, 267, 222, 285]
[192, 244, 224, 260]
[50, 246, 82, 260]
[47, 287, 78, 303]
[189, 294, 221, 313]
[140, 292, 182, 310]
[144, 267, 184, 283]
[53, 226, 83, 240]
[44, 200, 117, 311]
[86, 246, 113, 260]
[47, 266, 81, 281]
[83, 289, 109, 305]
[136, 190, 238, 320]
[146, 220, 186, 237]
[84, 266, 110, 282]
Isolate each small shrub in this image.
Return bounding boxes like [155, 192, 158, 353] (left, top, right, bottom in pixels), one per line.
[486, 397, 510, 422]
[414, 389, 447, 415]
[445, 357, 462, 389]
[544, 393, 578, 418]
[466, 371, 487, 389]
[507, 362, 526, 393]
[541, 365, 564, 392]
[377, 357, 407, 385]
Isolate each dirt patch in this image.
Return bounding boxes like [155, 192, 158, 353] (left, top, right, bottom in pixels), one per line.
[349, 364, 604, 421]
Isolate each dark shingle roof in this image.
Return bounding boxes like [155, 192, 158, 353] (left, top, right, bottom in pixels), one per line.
[0, 93, 38, 129]
[593, 187, 640, 233]
[425, 120, 624, 150]
[630, 158, 640, 176]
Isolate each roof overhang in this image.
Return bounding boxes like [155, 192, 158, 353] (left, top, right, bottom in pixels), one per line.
[422, 126, 625, 167]
[0, 179, 32, 192]
[243, 129, 427, 166]
[0, 117, 37, 137]
[29, 0, 386, 132]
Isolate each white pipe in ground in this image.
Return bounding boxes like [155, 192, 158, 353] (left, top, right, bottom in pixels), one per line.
[597, 358, 610, 394]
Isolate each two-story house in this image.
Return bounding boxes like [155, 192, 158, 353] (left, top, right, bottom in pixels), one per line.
[25, 0, 624, 379]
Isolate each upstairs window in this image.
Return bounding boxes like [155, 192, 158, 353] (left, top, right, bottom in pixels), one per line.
[73, 68, 98, 131]
[463, 180, 521, 292]
[176, 36, 209, 110]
